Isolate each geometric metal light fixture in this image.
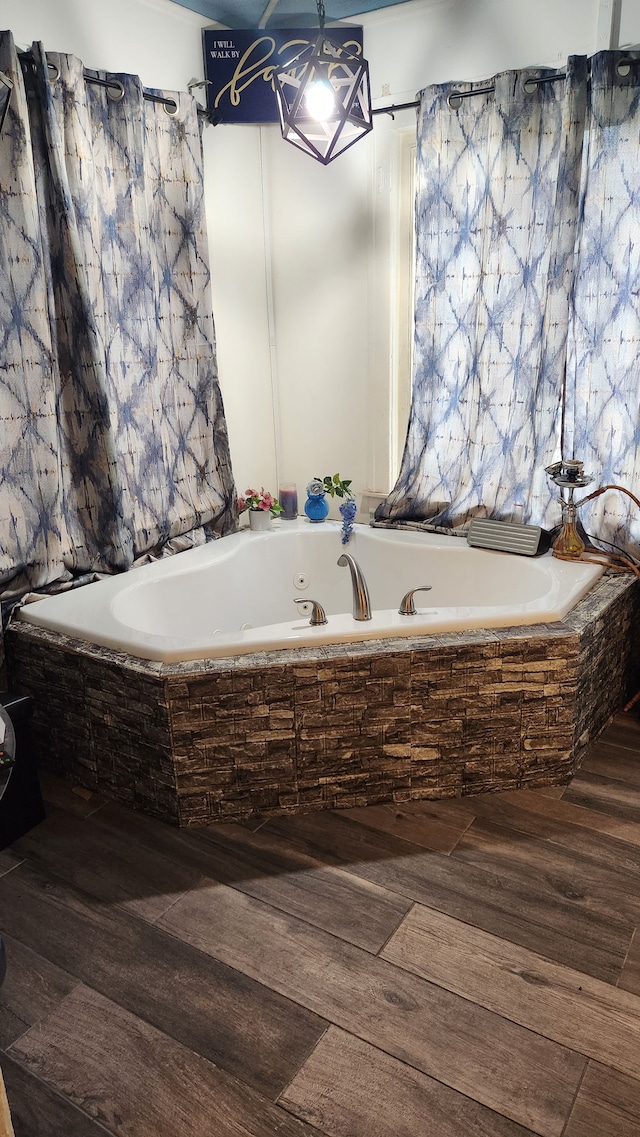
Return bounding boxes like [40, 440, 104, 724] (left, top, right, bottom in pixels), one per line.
[273, 0, 373, 165]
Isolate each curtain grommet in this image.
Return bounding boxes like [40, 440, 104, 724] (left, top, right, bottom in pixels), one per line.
[106, 79, 125, 101]
[46, 60, 60, 82]
[163, 99, 179, 116]
[447, 92, 463, 110]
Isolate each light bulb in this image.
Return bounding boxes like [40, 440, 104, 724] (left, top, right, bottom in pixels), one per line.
[305, 79, 336, 121]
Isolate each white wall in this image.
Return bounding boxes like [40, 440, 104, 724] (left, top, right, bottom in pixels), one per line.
[1, 0, 207, 87]
[364, 0, 603, 103]
[2, 0, 640, 515]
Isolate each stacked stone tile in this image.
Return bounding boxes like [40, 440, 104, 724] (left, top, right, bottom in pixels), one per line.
[5, 573, 639, 826]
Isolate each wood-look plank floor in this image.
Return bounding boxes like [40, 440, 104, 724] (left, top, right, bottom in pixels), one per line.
[2, 710, 640, 1136]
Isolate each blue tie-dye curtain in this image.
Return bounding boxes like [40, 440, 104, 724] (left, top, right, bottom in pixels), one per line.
[378, 53, 640, 546]
[0, 33, 236, 605]
[378, 59, 588, 531]
[0, 33, 67, 598]
[564, 50, 640, 553]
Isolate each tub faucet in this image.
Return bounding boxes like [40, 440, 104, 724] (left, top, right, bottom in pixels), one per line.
[337, 554, 372, 621]
[293, 598, 327, 626]
[398, 586, 432, 615]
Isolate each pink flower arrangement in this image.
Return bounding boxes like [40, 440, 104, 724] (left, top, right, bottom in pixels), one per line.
[237, 487, 283, 516]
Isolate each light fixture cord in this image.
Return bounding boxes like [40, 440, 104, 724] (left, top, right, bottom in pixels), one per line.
[316, 0, 326, 32]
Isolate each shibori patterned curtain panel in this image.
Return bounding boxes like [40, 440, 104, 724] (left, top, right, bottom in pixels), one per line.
[0, 31, 236, 607]
[563, 52, 640, 554]
[379, 51, 640, 554]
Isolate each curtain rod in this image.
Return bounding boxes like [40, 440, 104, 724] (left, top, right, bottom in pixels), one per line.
[449, 71, 567, 105]
[380, 59, 639, 115]
[24, 54, 630, 126]
[18, 50, 220, 124]
[373, 70, 568, 118]
[372, 99, 420, 117]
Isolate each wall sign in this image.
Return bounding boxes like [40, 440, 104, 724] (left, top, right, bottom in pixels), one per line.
[203, 28, 364, 124]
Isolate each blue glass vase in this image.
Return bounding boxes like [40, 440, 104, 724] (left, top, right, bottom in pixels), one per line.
[304, 492, 329, 522]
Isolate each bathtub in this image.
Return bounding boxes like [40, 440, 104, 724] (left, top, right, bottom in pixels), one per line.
[16, 519, 605, 664]
[7, 519, 637, 826]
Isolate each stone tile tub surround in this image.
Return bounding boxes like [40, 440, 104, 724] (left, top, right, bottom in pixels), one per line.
[5, 572, 639, 827]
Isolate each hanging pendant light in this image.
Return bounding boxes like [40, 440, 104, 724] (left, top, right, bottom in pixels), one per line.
[273, 0, 373, 165]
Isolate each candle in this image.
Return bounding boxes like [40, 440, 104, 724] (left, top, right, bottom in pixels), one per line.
[279, 483, 298, 520]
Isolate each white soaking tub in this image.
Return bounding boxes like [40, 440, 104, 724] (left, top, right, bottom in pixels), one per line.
[15, 520, 605, 664]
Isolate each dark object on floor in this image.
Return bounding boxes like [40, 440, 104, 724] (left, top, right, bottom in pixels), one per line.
[0, 692, 45, 850]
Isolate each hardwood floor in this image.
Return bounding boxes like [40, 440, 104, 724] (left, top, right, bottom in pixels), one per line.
[2, 710, 640, 1136]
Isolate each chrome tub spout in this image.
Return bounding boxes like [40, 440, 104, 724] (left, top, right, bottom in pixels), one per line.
[337, 553, 372, 621]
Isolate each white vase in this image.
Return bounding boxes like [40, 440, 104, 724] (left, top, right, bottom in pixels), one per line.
[248, 509, 272, 532]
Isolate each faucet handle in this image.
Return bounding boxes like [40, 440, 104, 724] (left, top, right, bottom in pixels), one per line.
[293, 597, 328, 626]
[398, 586, 432, 616]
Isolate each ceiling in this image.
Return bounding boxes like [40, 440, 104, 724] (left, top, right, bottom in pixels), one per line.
[169, 0, 414, 28]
